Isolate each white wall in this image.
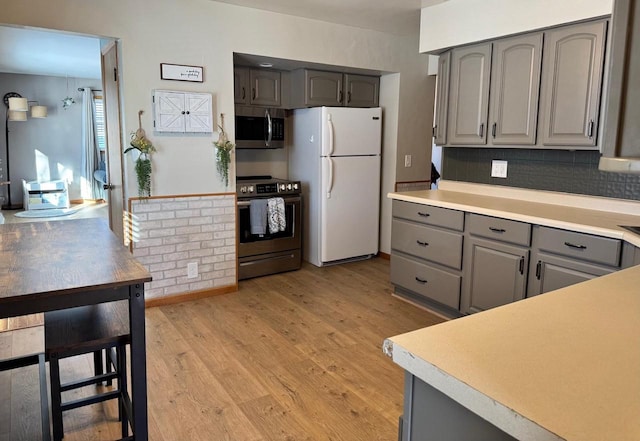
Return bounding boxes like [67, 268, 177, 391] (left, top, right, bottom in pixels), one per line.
[0, 73, 101, 203]
[3, 0, 433, 254]
[420, 0, 612, 53]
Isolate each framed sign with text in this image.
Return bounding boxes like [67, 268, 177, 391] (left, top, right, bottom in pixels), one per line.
[160, 63, 204, 82]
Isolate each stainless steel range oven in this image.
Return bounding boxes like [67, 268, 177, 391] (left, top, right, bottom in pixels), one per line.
[237, 176, 302, 280]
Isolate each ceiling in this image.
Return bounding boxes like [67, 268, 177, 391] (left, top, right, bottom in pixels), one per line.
[214, 0, 447, 36]
[0, 0, 447, 79]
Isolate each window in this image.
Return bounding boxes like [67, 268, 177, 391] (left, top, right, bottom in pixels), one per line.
[93, 95, 106, 151]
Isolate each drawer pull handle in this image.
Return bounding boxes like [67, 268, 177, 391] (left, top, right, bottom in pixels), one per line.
[519, 256, 525, 275]
[489, 227, 506, 233]
[417, 212, 431, 217]
[564, 241, 587, 250]
[416, 240, 429, 247]
[415, 277, 428, 284]
[536, 260, 542, 279]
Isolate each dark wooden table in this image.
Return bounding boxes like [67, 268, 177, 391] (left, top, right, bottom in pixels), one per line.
[0, 218, 152, 440]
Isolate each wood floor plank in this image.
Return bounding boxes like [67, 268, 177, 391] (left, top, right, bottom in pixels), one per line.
[2, 258, 444, 440]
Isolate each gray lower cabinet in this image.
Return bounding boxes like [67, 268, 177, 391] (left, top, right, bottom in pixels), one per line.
[390, 201, 464, 314]
[448, 43, 492, 145]
[400, 373, 517, 441]
[461, 214, 531, 314]
[538, 20, 607, 147]
[527, 225, 622, 296]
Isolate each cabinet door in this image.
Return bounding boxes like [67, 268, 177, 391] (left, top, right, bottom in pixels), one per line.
[250, 70, 281, 107]
[462, 237, 528, 314]
[154, 90, 185, 132]
[305, 70, 343, 107]
[344, 74, 379, 107]
[489, 33, 543, 145]
[527, 252, 615, 297]
[539, 21, 607, 147]
[234, 67, 248, 104]
[434, 51, 451, 145]
[185, 93, 213, 133]
[448, 43, 492, 145]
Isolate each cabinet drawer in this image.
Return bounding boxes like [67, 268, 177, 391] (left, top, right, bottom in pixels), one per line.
[536, 226, 622, 267]
[392, 219, 463, 269]
[467, 214, 531, 246]
[393, 201, 464, 231]
[390, 254, 461, 310]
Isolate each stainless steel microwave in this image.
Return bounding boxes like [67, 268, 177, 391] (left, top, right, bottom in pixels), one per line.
[235, 106, 285, 149]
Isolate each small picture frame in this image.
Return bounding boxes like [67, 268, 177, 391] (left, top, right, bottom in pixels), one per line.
[160, 63, 204, 82]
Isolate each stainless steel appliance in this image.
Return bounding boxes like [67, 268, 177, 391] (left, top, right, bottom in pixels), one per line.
[237, 176, 302, 280]
[235, 106, 285, 149]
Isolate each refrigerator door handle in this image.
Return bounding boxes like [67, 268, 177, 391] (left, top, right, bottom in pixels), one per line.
[326, 156, 334, 198]
[327, 113, 334, 156]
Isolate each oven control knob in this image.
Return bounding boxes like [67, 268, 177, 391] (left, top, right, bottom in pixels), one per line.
[287, 183, 292, 190]
[240, 186, 247, 193]
[279, 184, 286, 191]
[293, 183, 299, 190]
[248, 186, 254, 193]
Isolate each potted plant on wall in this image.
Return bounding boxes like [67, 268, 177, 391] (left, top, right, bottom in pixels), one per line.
[124, 110, 156, 197]
[213, 113, 235, 188]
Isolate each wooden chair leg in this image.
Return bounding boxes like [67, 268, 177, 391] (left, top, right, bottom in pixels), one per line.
[49, 354, 64, 441]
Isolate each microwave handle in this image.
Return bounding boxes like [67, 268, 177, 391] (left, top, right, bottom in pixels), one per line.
[265, 109, 272, 147]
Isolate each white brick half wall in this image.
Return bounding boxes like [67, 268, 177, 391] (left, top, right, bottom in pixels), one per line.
[129, 194, 237, 301]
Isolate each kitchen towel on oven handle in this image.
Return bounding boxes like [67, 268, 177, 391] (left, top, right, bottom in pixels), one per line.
[268, 197, 286, 233]
[249, 199, 268, 236]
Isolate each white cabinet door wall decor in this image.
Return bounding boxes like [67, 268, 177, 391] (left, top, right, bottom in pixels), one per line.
[154, 90, 213, 133]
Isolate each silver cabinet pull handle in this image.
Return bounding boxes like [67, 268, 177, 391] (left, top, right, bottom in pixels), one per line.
[564, 241, 587, 250]
[588, 120, 594, 138]
[415, 277, 428, 284]
[492, 122, 497, 138]
[489, 227, 506, 233]
[479, 123, 485, 138]
[417, 212, 430, 217]
[416, 240, 429, 247]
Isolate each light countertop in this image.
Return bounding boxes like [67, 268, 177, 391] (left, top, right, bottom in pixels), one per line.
[388, 181, 640, 247]
[384, 265, 640, 441]
[385, 181, 640, 440]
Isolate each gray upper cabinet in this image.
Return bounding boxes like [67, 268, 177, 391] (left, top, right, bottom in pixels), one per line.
[234, 67, 249, 105]
[488, 33, 543, 145]
[538, 20, 607, 147]
[343, 74, 379, 108]
[291, 69, 379, 108]
[599, 0, 640, 171]
[249, 69, 281, 107]
[433, 51, 451, 146]
[293, 69, 343, 107]
[448, 43, 492, 145]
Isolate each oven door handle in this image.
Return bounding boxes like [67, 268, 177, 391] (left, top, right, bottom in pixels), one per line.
[237, 195, 301, 207]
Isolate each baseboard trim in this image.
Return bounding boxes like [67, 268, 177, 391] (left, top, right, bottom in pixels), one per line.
[378, 251, 391, 260]
[145, 284, 238, 308]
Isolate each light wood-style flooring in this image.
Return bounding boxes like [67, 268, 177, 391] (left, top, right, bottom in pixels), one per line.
[1, 258, 444, 440]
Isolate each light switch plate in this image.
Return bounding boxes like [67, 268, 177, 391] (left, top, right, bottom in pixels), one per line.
[491, 160, 508, 178]
[187, 262, 198, 279]
[404, 155, 412, 167]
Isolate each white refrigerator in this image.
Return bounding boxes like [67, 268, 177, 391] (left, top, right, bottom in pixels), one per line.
[289, 106, 382, 267]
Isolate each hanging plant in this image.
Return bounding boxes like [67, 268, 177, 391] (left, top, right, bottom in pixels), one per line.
[124, 110, 156, 197]
[213, 114, 235, 188]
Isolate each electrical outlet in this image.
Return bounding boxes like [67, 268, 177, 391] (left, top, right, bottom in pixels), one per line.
[491, 160, 508, 178]
[187, 262, 198, 279]
[404, 154, 412, 167]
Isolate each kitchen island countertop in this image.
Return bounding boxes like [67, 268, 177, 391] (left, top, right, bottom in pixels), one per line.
[384, 264, 640, 440]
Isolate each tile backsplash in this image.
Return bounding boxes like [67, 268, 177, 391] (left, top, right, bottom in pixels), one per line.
[442, 148, 640, 201]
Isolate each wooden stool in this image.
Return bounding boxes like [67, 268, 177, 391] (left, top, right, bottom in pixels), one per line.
[45, 300, 131, 441]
